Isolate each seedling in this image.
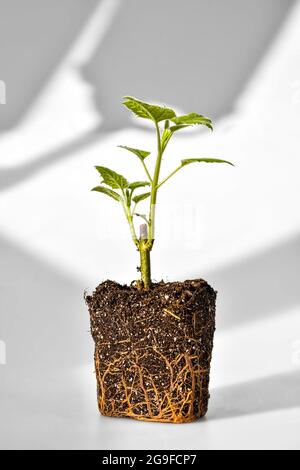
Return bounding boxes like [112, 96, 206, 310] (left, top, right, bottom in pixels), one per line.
[92, 96, 233, 288]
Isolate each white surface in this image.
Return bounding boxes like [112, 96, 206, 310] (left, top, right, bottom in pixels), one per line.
[1, 311, 300, 450]
[0, 0, 300, 450]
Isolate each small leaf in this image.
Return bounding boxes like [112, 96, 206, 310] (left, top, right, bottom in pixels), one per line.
[125, 189, 131, 206]
[129, 181, 151, 190]
[118, 145, 150, 161]
[181, 158, 234, 167]
[171, 113, 213, 131]
[161, 125, 192, 153]
[123, 96, 176, 123]
[91, 186, 122, 202]
[95, 166, 129, 189]
[134, 213, 149, 223]
[133, 192, 151, 204]
[161, 129, 172, 153]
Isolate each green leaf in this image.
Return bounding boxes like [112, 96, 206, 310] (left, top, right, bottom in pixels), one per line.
[181, 158, 234, 167]
[91, 186, 122, 202]
[95, 166, 129, 189]
[134, 213, 149, 224]
[118, 145, 150, 162]
[161, 129, 172, 153]
[161, 125, 192, 153]
[133, 192, 151, 204]
[124, 189, 132, 207]
[123, 96, 176, 123]
[129, 181, 151, 190]
[171, 113, 213, 131]
[169, 124, 191, 132]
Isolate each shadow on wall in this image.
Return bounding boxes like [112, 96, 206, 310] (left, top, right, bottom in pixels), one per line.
[81, 0, 295, 131]
[0, 126, 103, 192]
[0, 234, 93, 448]
[0, 0, 294, 193]
[210, 370, 300, 420]
[0, 234, 91, 374]
[0, 0, 99, 131]
[203, 234, 300, 330]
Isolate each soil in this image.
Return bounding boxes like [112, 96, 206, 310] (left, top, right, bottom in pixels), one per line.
[85, 279, 216, 424]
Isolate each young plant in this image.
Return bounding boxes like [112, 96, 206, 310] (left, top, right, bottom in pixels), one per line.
[92, 96, 233, 289]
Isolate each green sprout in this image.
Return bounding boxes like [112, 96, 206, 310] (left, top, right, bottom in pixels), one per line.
[92, 96, 234, 289]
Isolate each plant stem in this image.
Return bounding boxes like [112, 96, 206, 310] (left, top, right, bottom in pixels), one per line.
[126, 121, 169, 288]
[139, 245, 151, 288]
[123, 202, 139, 248]
[137, 121, 164, 288]
[142, 160, 153, 183]
[148, 122, 163, 243]
[156, 165, 182, 189]
[139, 224, 151, 288]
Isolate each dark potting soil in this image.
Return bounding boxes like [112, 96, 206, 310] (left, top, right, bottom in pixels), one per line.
[86, 279, 216, 423]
